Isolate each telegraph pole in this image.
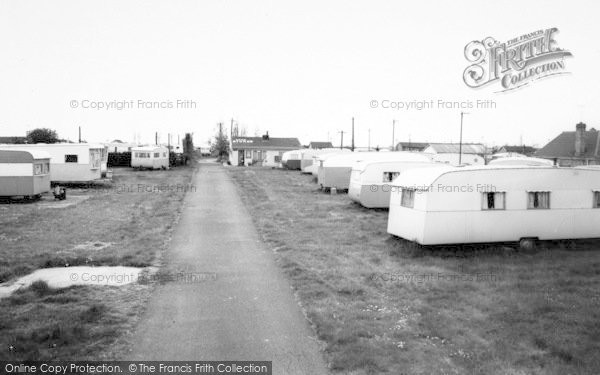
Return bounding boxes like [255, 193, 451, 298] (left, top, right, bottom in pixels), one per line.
[231, 118, 234, 139]
[351, 117, 355, 152]
[78, 126, 81, 143]
[338, 131, 345, 149]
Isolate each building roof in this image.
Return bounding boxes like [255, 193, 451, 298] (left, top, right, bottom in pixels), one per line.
[309, 141, 334, 149]
[500, 145, 538, 154]
[535, 129, 600, 159]
[425, 143, 486, 154]
[0, 136, 27, 144]
[396, 142, 429, 149]
[231, 136, 301, 150]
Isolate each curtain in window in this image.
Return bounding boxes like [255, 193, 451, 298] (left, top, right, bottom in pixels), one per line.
[401, 189, 415, 208]
[539, 192, 549, 208]
[495, 192, 505, 209]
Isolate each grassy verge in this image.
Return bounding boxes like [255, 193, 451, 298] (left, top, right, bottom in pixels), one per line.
[228, 167, 600, 375]
[0, 165, 195, 360]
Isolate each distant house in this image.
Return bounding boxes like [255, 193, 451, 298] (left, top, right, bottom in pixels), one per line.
[535, 122, 600, 166]
[395, 142, 429, 152]
[197, 144, 211, 156]
[0, 136, 27, 144]
[423, 143, 486, 166]
[497, 145, 538, 156]
[308, 141, 334, 149]
[230, 133, 301, 167]
[104, 140, 137, 153]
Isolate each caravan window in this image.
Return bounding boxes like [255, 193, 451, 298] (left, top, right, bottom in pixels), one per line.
[401, 189, 415, 208]
[527, 192, 550, 209]
[594, 191, 600, 208]
[274, 155, 281, 162]
[33, 164, 43, 175]
[65, 154, 78, 163]
[482, 192, 506, 210]
[383, 172, 400, 182]
[154, 152, 160, 158]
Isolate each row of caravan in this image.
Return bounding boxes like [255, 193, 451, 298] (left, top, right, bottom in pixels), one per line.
[0, 144, 170, 197]
[279, 150, 600, 246]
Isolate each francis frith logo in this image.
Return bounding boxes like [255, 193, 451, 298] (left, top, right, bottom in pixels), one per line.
[463, 28, 572, 92]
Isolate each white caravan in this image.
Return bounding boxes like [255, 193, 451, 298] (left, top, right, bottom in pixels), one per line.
[131, 146, 169, 169]
[319, 152, 432, 191]
[0, 143, 104, 182]
[387, 165, 600, 245]
[348, 158, 442, 208]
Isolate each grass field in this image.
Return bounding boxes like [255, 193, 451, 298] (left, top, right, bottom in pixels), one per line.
[228, 167, 600, 375]
[0, 166, 195, 360]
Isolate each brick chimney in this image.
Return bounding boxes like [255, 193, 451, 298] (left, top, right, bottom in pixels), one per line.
[575, 122, 586, 157]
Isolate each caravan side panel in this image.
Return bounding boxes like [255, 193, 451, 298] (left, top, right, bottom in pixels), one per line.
[388, 190, 427, 243]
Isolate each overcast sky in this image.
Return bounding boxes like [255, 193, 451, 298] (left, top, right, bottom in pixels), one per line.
[1, 0, 599, 148]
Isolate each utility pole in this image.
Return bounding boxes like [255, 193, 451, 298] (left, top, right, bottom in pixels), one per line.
[231, 118, 234, 139]
[459, 112, 469, 165]
[338, 130, 345, 150]
[155, 132, 158, 145]
[78, 126, 81, 143]
[351, 117, 355, 152]
[392, 120, 396, 150]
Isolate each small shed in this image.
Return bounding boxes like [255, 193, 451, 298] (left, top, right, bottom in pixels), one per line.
[0, 149, 51, 197]
[131, 146, 169, 170]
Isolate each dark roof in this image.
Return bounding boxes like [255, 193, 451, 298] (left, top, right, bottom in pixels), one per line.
[426, 143, 486, 154]
[500, 145, 538, 154]
[0, 136, 27, 144]
[535, 130, 600, 159]
[231, 136, 301, 150]
[309, 142, 334, 149]
[396, 142, 429, 149]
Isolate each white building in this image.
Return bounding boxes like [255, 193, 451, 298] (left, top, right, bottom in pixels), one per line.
[423, 143, 485, 166]
[229, 134, 301, 167]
